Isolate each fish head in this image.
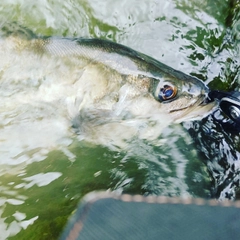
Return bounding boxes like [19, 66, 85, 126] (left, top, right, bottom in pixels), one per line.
[150, 74, 216, 122]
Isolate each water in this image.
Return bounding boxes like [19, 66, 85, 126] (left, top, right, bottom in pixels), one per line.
[0, 0, 239, 239]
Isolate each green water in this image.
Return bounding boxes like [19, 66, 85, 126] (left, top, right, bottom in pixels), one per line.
[0, 0, 239, 239]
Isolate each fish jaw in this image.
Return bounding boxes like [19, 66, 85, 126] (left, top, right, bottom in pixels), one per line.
[172, 98, 217, 123]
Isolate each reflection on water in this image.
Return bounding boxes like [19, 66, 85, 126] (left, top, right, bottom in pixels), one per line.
[0, 0, 239, 239]
[0, 134, 210, 239]
[184, 109, 240, 200]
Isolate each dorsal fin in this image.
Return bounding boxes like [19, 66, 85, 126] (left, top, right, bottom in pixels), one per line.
[0, 22, 38, 40]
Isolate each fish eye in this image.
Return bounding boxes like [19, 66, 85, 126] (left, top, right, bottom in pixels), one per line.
[157, 84, 178, 102]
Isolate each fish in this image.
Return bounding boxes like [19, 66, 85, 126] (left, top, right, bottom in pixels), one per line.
[0, 23, 216, 162]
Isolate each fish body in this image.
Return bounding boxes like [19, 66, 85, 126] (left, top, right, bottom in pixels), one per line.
[0, 25, 215, 157]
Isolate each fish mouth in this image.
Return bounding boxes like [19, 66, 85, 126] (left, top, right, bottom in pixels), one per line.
[171, 95, 217, 123]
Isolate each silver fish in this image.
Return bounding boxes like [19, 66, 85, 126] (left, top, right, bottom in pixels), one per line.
[0, 24, 215, 157]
